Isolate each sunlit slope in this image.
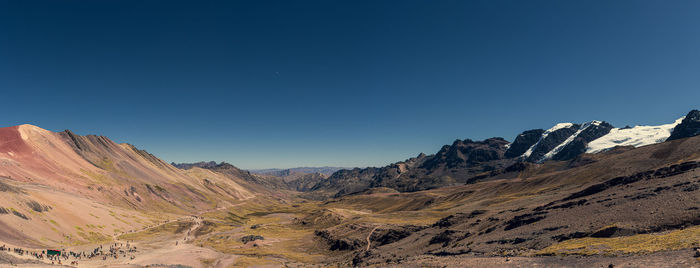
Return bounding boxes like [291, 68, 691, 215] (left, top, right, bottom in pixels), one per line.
[0, 179, 150, 248]
[326, 135, 700, 265]
[0, 124, 258, 248]
[0, 124, 255, 211]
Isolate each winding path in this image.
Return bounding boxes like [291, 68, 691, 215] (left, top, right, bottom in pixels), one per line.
[1, 202, 245, 267]
[366, 226, 379, 251]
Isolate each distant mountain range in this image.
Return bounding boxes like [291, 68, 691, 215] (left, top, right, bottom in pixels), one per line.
[172, 163, 345, 178]
[307, 110, 700, 198]
[248, 167, 347, 176]
[171, 162, 345, 192]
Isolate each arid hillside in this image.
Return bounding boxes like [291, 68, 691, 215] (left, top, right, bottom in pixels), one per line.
[0, 124, 269, 249]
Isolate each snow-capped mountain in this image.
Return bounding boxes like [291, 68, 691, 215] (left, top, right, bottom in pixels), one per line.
[545, 120, 614, 161]
[310, 109, 700, 198]
[586, 117, 683, 154]
[512, 121, 613, 163]
[509, 110, 700, 163]
[521, 123, 579, 161]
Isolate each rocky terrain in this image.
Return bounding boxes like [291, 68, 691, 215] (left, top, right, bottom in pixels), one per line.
[1, 109, 700, 267]
[307, 110, 698, 198]
[174, 162, 330, 192]
[668, 110, 700, 141]
[305, 126, 700, 267]
[249, 167, 345, 177]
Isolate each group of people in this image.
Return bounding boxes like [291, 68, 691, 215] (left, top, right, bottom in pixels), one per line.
[1, 242, 138, 266]
[2, 216, 204, 266]
[102, 242, 138, 260]
[1, 244, 68, 264]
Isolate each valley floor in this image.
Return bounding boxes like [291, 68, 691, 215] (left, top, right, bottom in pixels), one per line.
[3, 195, 700, 267]
[6, 157, 700, 267]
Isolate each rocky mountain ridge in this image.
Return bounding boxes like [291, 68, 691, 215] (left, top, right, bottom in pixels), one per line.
[308, 110, 700, 198]
[667, 109, 700, 141]
[173, 161, 330, 192]
[249, 167, 346, 176]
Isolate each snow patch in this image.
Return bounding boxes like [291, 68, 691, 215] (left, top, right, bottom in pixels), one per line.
[539, 121, 601, 162]
[586, 117, 684, 153]
[521, 123, 574, 158]
[547, 123, 575, 133]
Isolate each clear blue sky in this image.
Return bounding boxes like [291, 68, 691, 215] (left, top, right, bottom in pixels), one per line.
[1, 1, 699, 169]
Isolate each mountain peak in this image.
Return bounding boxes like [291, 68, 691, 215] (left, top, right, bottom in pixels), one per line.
[505, 120, 615, 162]
[587, 116, 683, 153]
[172, 161, 220, 170]
[667, 110, 700, 141]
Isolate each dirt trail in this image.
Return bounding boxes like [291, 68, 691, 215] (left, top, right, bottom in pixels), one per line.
[1, 201, 248, 267]
[113, 200, 243, 244]
[366, 226, 379, 251]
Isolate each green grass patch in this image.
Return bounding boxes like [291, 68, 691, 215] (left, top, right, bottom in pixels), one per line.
[118, 220, 194, 241]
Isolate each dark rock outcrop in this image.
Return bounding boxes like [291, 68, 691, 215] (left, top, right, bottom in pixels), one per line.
[526, 124, 580, 162]
[667, 110, 700, 141]
[552, 121, 614, 161]
[504, 212, 547, 230]
[315, 230, 363, 251]
[590, 226, 635, 238]
[505, 129, 544, 158]
[371, 225, 425, 246]
[171, 161, 218, 170]
[429, 230, 457, 246]
[286, 173, 326, 192]
[309, 138, 511, 198]
[421, 138, 509, 170]
[310, 167, 383, 196]
[240, 235, 264, 244]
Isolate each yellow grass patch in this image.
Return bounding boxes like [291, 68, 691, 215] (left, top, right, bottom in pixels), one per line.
[538, 225, 700, 256]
